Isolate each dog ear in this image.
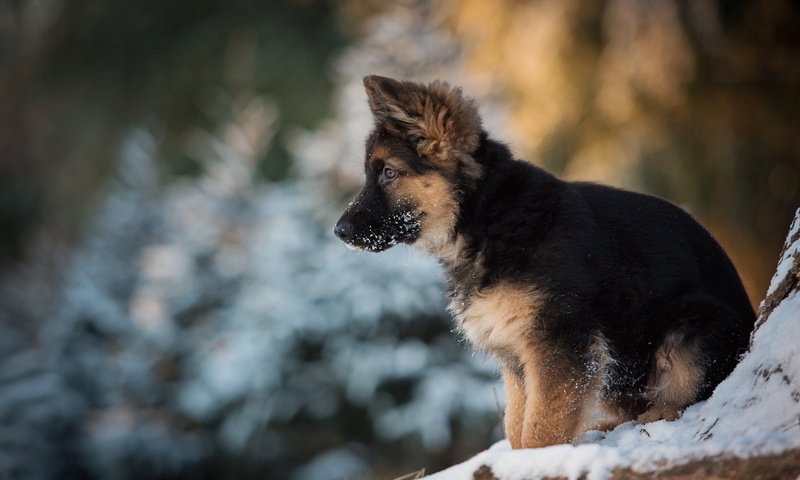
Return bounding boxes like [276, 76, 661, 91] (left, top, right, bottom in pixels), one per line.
[363, 75, 483, 177]
[363, 75, 420, 128]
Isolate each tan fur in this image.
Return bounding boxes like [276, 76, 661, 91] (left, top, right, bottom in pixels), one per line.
[519, 349, 590, 448]
[452, 284, 608, 447]
[389, 171, 460, 256]
[639, 331, 704, 423]
[451, 284, 627, 447]
[450, 283, 544, 356]
[654, 337, 704, 405]
[637, 404, 682, 423]
[594, 398, 638, 432]
[363, 76, 483, 180]
[592, 417, 629, 432]
[574, 335, 619, 437]
[521, 335, 620, 446]
[436, 233, 469, 266]
[369, 144, 393, 162]
[502, 368, 525, 449]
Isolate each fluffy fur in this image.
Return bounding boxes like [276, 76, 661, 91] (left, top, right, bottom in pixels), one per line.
[335, 75, 755, 449]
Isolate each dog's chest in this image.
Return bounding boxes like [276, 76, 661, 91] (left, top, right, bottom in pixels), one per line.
[448, 283, 543, 357]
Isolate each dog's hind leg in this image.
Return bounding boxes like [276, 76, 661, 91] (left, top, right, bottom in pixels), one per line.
[637, 296, 751, 424]
[638, 328, 703, 423]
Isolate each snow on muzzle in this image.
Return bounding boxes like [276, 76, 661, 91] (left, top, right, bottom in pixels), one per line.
[335, 208, 421, 252]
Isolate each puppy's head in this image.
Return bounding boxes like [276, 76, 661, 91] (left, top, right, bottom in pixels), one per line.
[335, 76, 484, 254]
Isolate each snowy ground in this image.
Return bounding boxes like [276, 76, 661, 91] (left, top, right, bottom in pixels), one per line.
[428, 210, 800, 480]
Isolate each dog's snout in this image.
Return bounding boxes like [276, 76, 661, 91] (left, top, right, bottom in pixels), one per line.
[334, 219, 354, 241]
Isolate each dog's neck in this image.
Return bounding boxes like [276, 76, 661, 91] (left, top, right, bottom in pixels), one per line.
[433, 134, 562, 298]
[423, 136, 507, 298]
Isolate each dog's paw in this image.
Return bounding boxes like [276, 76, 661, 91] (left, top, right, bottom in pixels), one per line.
[591, 418, 625, 432]
[637, 404, 681, 424]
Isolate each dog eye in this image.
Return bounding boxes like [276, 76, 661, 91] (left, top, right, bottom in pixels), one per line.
[383, 167, 398, 180]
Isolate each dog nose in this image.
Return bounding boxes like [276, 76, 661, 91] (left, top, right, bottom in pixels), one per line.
[334, 219, 353, 241]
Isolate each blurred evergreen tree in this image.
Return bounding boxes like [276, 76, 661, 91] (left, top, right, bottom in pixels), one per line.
[0, 0, 349, 263]
[0, 3, 504, 478]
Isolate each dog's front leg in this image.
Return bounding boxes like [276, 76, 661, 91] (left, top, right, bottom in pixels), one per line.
[520, 349, 588, 448]
[502, 368, 526, 449]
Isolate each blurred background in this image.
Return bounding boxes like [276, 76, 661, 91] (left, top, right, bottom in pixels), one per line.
[0, 0, 798, 478]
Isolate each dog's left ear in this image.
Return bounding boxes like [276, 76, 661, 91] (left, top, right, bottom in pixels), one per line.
[364, 75, 483, 176]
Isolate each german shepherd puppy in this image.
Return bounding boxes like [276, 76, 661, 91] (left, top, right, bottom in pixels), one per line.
[334, 76, 755, 449]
